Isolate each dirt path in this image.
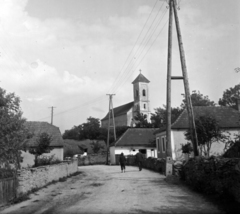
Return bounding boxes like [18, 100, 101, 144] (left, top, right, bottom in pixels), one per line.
[1, 165, 224, 214]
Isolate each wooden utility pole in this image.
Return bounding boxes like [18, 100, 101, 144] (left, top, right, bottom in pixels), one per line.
[49, 106, 56, 125]
[172, 0, 199, 156]
[106, 94, 116, 165]
[165, 0, 199, 176]
[166, 0, 173, 160]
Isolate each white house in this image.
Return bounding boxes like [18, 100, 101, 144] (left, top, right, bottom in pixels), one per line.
[110, 128, 157, 164]
[21, 121, 64, 168]
[155, 106, 240, 161]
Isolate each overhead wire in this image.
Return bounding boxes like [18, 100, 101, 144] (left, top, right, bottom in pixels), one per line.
[37, 0, 165, 121]
[115, 13, 169, 95]
[109, 1, 165, 94]
[112, 8, 168, 94]
[107, 0, 159, 93]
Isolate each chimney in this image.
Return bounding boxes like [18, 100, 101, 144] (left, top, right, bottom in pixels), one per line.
[237, 98, 240, 112]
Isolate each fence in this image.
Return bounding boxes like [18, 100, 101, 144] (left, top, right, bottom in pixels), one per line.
[0, 177, 17, 206]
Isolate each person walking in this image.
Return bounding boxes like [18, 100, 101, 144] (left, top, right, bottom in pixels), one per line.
[135, 150, 144, 171]
[119, 153, 126, 173]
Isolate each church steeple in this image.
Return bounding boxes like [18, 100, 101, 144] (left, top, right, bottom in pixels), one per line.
[132, 71, 151, 122]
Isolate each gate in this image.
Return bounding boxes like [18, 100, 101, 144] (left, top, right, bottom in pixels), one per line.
[0, 177, 17, 206]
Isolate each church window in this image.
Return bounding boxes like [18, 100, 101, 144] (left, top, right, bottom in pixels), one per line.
[136, 90, 139, 97]
[144, 104, 146, 109]
[142, 89, 146, 96]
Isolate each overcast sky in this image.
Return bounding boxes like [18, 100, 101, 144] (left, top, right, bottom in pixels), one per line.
[0, 0, 239, 133]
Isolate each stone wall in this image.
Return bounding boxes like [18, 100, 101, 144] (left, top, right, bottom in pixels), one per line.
[78, 154, 106, 166]
[17, 159, 78, 197]
[181, 157, 240, 202]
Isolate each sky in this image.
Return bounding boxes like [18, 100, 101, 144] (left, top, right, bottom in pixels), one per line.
[0, 0, 239, 133]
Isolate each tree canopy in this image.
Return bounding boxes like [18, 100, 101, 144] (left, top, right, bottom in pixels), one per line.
[0, 87, 29, 170]
[134, 111, 152, 128]
[218, 84, 240, 110]
[185, 114, 229, 157]
[150, 106, 183, 128]
[181, 90, 216, 108]
[29, 132, 53, 167]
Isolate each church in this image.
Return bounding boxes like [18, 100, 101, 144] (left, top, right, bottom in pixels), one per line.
[101, 73, 151, 128]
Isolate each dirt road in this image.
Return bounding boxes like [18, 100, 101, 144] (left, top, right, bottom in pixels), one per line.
[1, 165, 224, 214]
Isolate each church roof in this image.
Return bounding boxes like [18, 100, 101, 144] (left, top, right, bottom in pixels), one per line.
[101, 101, 134, 121]
[132, 73, 150, 84]
[155, 106, 240, 134]
[114, 128, 156, 148]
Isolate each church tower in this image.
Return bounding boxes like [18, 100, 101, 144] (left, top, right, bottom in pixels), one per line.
[132, 72, 151, 122]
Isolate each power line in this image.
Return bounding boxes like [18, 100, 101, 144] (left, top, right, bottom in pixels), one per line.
[110, 4, 167, 94]
[107, 0, 159, 94]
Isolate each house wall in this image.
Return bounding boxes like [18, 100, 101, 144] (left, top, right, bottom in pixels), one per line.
[111, 146, 156, 165]
[156, 129, 240, 161]
[155, 131, 173, 159]
[21, 147, 64, 168]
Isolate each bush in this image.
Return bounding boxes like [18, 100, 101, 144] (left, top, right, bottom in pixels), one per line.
[181, 156, 240, 201]
[34, 155, 61, 167]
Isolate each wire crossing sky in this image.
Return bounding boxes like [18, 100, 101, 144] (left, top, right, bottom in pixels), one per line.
[0, 0, 239, 132]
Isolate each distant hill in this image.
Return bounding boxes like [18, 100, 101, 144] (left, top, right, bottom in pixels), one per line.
[63, 139, 106, 157]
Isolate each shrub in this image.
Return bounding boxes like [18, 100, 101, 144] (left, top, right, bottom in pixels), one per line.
[34, 155, 61, 167]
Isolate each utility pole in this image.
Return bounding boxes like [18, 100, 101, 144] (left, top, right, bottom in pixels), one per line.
[48, 106, 56, 125]
[166, 0, 173, 161]
[165, 0, 199, 176]
[106, 94, 116, 165]
[172, 0, 198, 156]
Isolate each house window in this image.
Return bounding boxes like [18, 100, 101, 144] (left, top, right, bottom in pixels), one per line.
[143, 104, 146, 109]
[161, 137, 166, 153]
[156, 138, 160, 152]
[142, 89, 146, 96]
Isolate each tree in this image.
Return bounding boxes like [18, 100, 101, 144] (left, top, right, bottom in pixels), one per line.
[150, 106, 183, 128]
[90, 141, 104, 154]
[62, 117, 101, 141]
[79, 117, 100, 140]
[29, 132, 53, 167]
[62, 125, 80, 140]
[134, 111, 152, 128]
[181, 90, 216, 108]
[218, 84, 240, 110]
[0, 87, 30, 170]
[185, 115, 229, 157]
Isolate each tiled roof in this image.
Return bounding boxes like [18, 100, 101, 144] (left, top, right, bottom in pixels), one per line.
[101, 101, 134, 121]
[114, 128, 157, 148]
[155, 106, 240, 134]
[132, 73, 150, 84]
[24, 121, 64, 147]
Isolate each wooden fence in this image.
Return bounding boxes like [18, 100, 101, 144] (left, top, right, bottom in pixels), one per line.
[0, 177, 17, 206]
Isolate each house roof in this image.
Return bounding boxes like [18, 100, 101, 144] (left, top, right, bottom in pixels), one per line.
[101, 101, 134, 121]
[114, 128, 156, 148]
[155, 106, 240, 134]
[132, 73, 150, 84]
[24, 121, 64, 147]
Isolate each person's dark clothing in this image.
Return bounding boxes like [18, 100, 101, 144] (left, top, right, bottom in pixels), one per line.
[119, 154, 126, 172]
[136, 152, 144, 171]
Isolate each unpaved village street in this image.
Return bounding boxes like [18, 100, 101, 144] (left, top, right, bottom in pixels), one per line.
[1, 165, 224, 214]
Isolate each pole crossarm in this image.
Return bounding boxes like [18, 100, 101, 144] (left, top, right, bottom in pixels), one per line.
[171, 76, 184, 80]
